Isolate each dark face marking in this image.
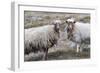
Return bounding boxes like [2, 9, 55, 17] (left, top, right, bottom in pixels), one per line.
[66, 20, 75, 40]
[54, 23, 60, 33]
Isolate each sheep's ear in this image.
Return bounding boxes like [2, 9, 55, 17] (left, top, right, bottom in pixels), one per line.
[66, 21, 68, 24]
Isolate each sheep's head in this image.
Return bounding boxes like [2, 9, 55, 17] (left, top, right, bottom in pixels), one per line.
[65, 18, 76, 40]
[52, 20, 62, 33]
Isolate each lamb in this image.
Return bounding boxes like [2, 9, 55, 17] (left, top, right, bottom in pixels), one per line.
[24, 20, 62, 60]
[65, 18, 90, 53]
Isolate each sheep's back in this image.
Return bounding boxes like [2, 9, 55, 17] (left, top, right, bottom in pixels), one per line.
[72, 22, 90, 44]
[24, 25, 59, 53]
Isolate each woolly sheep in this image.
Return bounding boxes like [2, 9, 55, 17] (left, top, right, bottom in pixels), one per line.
[65, 18, 90, 53]
[24, 20, 62, 60]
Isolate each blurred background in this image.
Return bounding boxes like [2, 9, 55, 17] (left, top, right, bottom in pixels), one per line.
[24, 11, 90, 29]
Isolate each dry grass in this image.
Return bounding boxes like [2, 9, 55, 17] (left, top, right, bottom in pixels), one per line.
[24, 47, 90, 61]
[24, 11, 90, 29]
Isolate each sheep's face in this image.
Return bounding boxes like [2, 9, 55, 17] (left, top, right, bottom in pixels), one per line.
[52, 20, 62, 33]
[66, 18, 76, 40]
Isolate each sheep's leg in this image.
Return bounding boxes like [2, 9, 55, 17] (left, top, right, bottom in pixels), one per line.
[79, 44, 83, 52]
[42, 49, 48, 60]
[42, 52, 46, 60]
[45, 49, 48, 60]
[76, 44, 80, 53]
[75, 44, 80, 57]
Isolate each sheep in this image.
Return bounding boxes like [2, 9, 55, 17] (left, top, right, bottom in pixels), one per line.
[24, 20, 62, 60]
[65, 18, 90, 53]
